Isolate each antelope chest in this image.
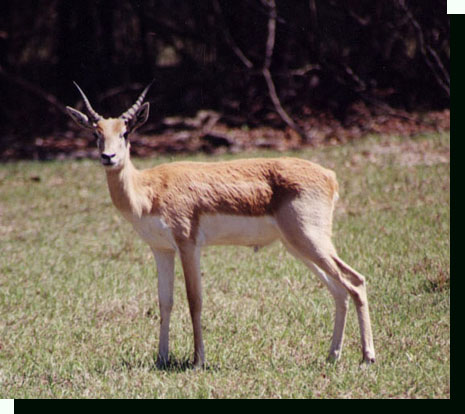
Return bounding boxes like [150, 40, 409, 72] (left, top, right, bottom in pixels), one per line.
[127, 214, 177, 251]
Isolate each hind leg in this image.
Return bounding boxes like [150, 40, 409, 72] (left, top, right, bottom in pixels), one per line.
[306, 261, 349, 361]
[276, 201, 375, 363]
[283, 240, 349, 361]
[332, 256, 375, 363]
[322, 257, 375, 363]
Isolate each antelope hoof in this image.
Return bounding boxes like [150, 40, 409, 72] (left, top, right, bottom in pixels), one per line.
[192, 359, 206, 371]
[156, 356, 170, 369]
[326, 351, 342, 364]
[361, 353, 376, 365]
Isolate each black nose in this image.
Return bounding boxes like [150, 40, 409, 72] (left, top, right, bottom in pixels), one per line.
[101, 153, 116, 162]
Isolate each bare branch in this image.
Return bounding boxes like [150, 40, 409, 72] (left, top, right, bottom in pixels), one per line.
[398, 0, 450, 97]
[263, 0, 277, 70]
[212, 0, 254, 69]
[309, 0, 318, 29]
[288, 63, 321, 77]
[0, 66, 68, 115]
[262, 0, 309, 143]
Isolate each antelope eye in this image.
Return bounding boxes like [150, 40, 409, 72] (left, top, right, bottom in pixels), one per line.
[93, 131, 100, 139]
[123, 132, 129, 140]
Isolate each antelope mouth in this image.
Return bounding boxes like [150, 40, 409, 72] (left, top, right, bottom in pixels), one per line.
[101, 159, 117, 167]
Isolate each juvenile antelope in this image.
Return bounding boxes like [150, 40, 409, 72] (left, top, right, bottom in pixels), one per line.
[66, 82, 375, 368]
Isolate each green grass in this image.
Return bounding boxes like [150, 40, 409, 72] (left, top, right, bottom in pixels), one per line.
[0, 132, 449, 398]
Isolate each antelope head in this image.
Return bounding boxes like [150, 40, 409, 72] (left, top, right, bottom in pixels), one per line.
[66, 82, 152, 169]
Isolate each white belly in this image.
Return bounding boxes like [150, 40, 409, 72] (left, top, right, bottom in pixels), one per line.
[198, 214, 280, 247]
[127, 213, 280, 250]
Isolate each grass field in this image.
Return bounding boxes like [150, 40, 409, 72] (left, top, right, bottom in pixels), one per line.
[0, 132, 450, 398]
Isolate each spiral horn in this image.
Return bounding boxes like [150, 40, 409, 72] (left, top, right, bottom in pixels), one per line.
[120, 80, 154, 121]
[72, 81, 102, 123]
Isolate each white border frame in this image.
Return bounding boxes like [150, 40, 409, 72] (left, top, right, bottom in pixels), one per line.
[448, 0, 465, 14]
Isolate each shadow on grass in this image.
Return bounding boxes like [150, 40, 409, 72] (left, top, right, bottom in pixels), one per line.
[119, 355, 220, 373]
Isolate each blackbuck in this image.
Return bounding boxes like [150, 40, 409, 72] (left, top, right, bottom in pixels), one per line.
[66, 82, 375, 368]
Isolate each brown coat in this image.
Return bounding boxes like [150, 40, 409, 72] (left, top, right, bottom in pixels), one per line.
[106, 157, 338, 241]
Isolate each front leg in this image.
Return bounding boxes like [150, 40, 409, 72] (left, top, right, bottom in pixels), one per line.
[178, 241, 205, 368]
[152, 249, 175, 368]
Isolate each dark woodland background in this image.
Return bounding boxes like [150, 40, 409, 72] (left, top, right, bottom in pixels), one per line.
[0, 0, 450, 159]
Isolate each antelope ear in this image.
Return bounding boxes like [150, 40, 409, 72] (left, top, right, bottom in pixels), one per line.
[126, 102, 150, 133]
[66, 106, 94, 130]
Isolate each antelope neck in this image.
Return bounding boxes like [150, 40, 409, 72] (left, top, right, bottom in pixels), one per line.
[105, 159, 152, 217]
